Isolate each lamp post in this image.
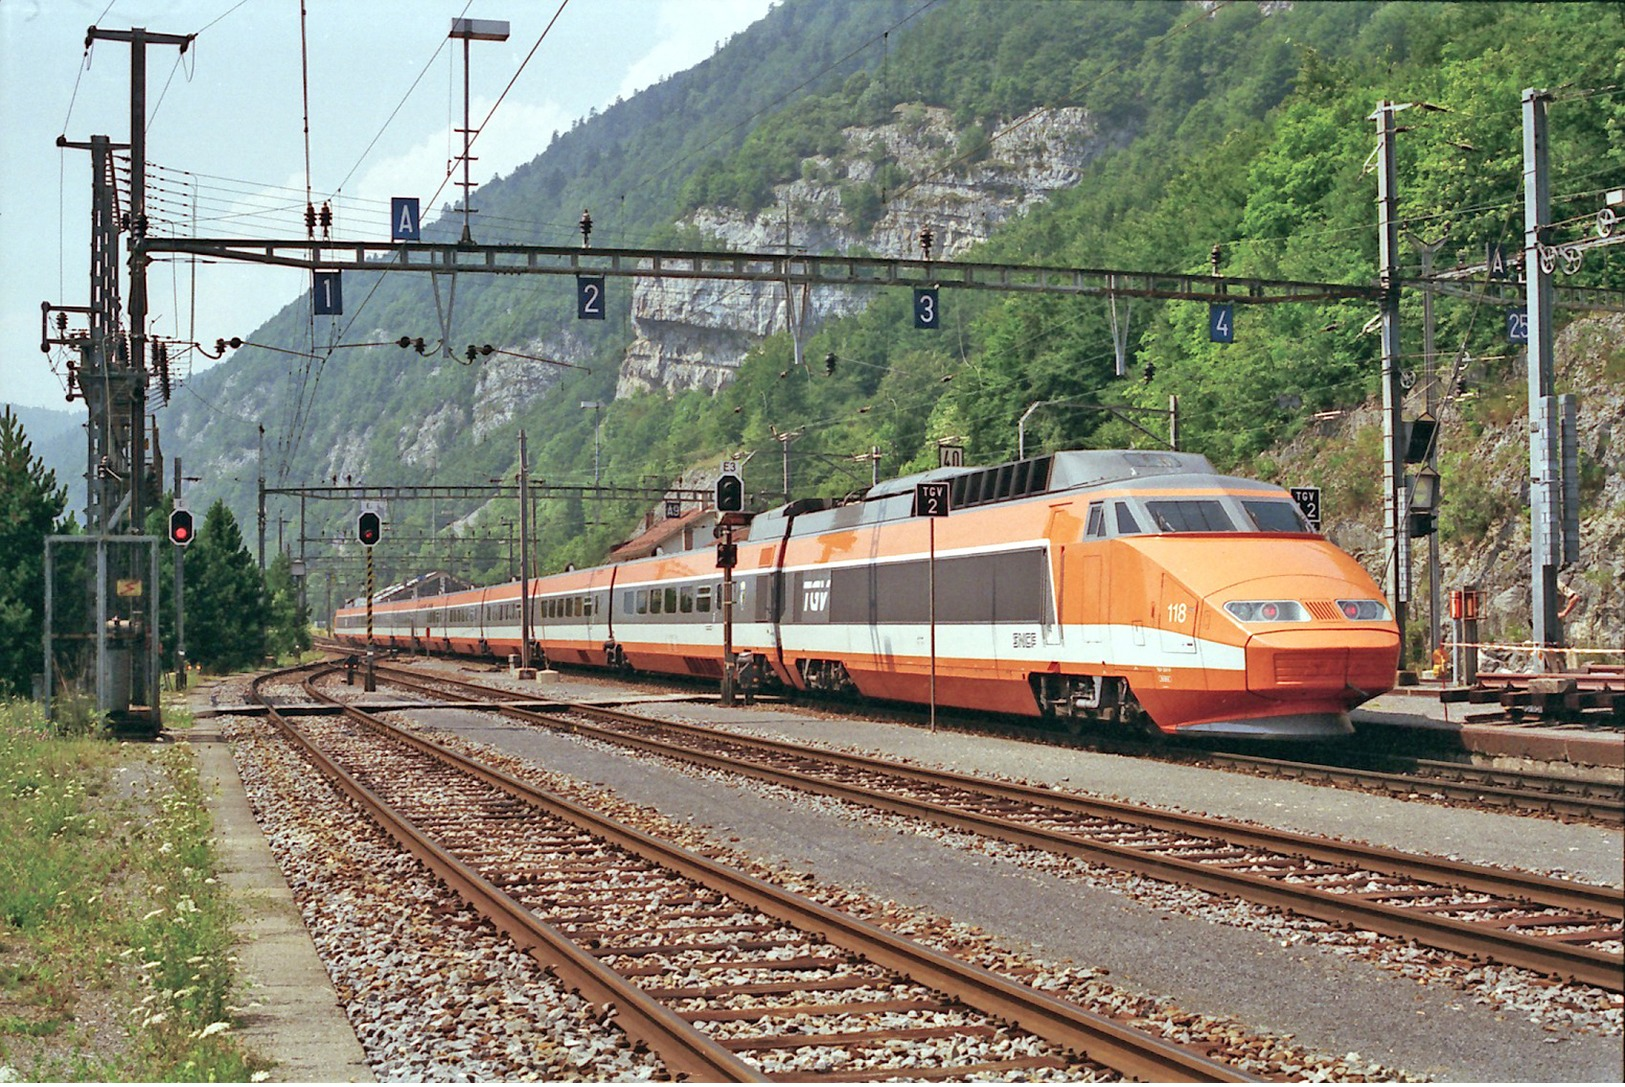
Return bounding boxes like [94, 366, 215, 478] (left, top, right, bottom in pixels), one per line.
[448, 17, 510, 245]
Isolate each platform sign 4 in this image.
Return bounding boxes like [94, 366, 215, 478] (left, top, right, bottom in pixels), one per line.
[1209, 303, 1235, 343]
[577, 275, 606, 320]
[914, 481, 951, 518]
[313, 271, 343, 315]
[391, 197, 421, 241]
[913, 287, 939, 329]
[1289, 486, 1322, 531]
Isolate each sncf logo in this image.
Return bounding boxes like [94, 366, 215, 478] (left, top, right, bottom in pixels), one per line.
[802, 576, 830, 613]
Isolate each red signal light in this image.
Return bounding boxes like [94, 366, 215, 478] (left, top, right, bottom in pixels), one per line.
[168, 508, 194, 546]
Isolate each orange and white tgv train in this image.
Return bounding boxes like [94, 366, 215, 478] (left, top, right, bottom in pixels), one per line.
[336, 450, 1400, 739]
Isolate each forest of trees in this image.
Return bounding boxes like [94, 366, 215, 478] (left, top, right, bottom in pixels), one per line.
[153, 1, 1622, 596]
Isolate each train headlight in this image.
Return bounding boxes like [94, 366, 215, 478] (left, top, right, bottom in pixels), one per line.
[1336, 598, 1390, 620]
[1224, 600, 1309, 623]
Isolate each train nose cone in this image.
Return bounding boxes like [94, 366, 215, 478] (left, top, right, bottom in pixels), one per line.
[1244, 627, 1399, 704]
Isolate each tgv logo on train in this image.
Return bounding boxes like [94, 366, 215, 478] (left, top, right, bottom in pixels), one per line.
[802, 577, 831, 614]
[336, 449, 1399, 741]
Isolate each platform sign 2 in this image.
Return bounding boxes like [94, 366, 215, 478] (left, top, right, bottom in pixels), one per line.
[913, 287, 939, 329]
[1209, 303, 1235, 343]
[577, 275, 606, 320]
[914, 481, 951, 518]
[1507, 307, 1528, 344]
[391, 197, 421, 241]
[1289, 486, 1322, 531]
[313, 271, 343, 315]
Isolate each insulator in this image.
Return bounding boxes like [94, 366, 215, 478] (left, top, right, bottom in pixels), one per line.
[1142, 361, 1156, 384]
[824, 352, 837, 376]
[579, 209, 593, 246]
[396, 336, 412, 349]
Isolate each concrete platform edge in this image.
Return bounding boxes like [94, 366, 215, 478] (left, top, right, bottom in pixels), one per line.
[181, 718, 373, 1082]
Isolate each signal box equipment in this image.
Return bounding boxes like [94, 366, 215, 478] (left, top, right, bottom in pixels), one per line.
[168, 508, 193, 546]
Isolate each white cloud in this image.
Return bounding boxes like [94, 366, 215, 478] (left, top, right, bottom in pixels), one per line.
[618, 0, 775, 101]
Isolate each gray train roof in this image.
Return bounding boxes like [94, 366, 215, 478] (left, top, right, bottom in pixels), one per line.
[745, 449, 1284, 541]
[863, 449, 1217, 502]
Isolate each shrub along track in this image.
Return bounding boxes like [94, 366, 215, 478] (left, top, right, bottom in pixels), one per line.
[369, 662, 1624, 996]
[249, 663, 1250, 1083]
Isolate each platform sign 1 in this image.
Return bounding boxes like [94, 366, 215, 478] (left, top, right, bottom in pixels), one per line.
[313, 271, 343, 315]
[1209, 303, 1235, 343]
[914, 481, 951, 518]
[577, 275, 606, 320]
[913, 287, 939, 329]
[1289, 486, 1322, 531]
[1507, 307, 1528, 344]
[391, 197, 421, 241]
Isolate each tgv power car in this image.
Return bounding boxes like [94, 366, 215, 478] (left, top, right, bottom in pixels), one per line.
[336, 450, 1399, 738]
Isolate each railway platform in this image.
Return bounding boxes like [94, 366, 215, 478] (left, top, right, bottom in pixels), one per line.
[179, 680, 373, 1082]
[1354, 685, 1624, 770]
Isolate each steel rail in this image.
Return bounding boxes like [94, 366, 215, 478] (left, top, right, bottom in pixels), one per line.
[293, 667, 1255, 1083]
[1202, 750, 1624, 827]
[248, 666, 766, 1083]
[371, 664, 1625, 992]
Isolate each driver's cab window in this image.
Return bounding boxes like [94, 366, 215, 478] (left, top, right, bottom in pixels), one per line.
[1085, 501, 1107, 539]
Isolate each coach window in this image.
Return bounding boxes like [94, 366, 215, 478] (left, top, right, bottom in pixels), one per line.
[636, 589, 649, 614]
[1084, 502, 1107, 539]
[696, 585, 712, 613]
[649, 590, 663, 615]
[679, 587, 693, 613]
[663, 587, 679, 613]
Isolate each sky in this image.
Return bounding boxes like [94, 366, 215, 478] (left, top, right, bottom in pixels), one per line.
[1, 0, 777, 410]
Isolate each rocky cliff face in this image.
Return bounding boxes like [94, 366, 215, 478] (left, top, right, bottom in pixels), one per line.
[1274, 313, 1624, 667]
[617, 104, 1109, 396]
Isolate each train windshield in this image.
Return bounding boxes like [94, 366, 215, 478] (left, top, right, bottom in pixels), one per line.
[1241, 499, 1313, 533]
[1146, 499, 1235, 533]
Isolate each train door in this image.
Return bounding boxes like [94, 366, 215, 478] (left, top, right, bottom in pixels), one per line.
[1058, 545, 1104, 646]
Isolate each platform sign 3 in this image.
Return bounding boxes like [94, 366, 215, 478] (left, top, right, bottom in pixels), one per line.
[313, 271, 343, 315]
[1209, 303, 1235, 343]
[913, 287, 939, 329]
[577, 275, 606, 320]
[1289, 485, 1322, 531]
[391, 197, 421, 241]
[914, 481, 951, 518]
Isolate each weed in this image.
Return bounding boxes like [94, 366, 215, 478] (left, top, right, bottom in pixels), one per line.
[0, 700, 268, 1080]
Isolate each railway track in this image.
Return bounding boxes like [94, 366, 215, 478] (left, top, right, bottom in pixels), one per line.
[249, 663, 1250, 1082]
[1200, 749, 1624, 827]
[365, 661, 1625, 994]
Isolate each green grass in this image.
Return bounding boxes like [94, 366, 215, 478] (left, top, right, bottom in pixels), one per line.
[0, 700, 269, 1081]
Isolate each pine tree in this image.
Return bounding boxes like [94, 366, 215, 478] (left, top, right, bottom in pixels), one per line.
[0, 409, 70, 697]
[186, 499, 267, 672]
[264, 550, 311, 658]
